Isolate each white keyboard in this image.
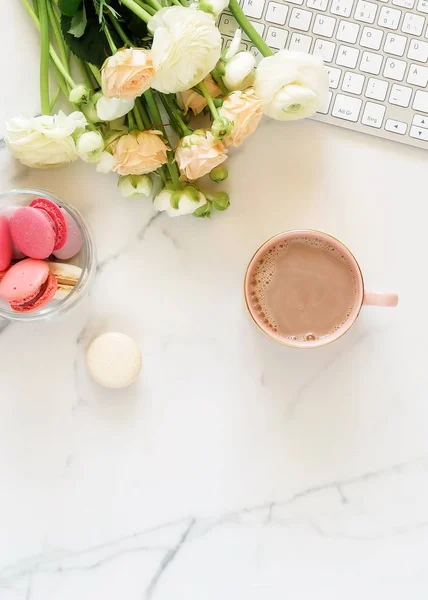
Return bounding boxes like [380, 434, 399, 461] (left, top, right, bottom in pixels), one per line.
[219, 0, 428, 149]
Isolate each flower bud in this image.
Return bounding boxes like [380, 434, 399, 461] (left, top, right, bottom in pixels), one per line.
[183, 185, 201, 203]
[211, 117, 233, 140]
[76, 131, 105, 163]
[193, 201, 212, 218]
[119, 174, 152, 197]
[209, 164, 228, 182]
[81, 102, 100, 124]
[69, 84, 91, 104]
[212, 191, 230, 211]
[223, 52, 256, 91]
[153, 186, 207, 217]
[96, 151, 116, 173]
[96, 95, 135, 121]
[198, 0, 229, 16]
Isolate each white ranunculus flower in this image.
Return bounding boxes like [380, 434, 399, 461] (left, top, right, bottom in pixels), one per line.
[223, 52, 255, 91]
[76, 131, 105, 163]
[149, 6, 222, 93]
[5, 111, 87, 168]
[199, 0, 229, 17]
[153, 186, 206, 217]
[96, 151, 116, 173]
[119, 174, 152, 197]
[96, 96, 135, 121]
[254, 50, 329, 121]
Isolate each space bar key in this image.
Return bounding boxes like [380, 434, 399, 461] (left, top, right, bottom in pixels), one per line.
[331, 94, 362, 122]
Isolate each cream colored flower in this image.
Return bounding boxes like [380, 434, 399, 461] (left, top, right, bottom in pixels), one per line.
[198, 0, 229, 17]
[101, 48, 155, 99]
[149, 6, 222, 93]
[119, 174, 153, 197]
[96, 96, 135, 121]
[113, 130, 169, 175]
[5, 111, 87, 168]
[177, 75, 221, 116]
[175, 130, 227, 180]
[153, 186, 206, 217]
[254, 50, 329, 120]
[222, 29, 255, 91]
[76, 131, 104, 163]
[219, 88, 262, 146]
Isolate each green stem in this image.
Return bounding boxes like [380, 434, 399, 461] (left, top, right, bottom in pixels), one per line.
[128, 110, 137, 130]
[198, 80, 219, 120]
[133, 106, 144, 130]
[49, 86, 61, 112]
[171, 0, 181, 5]
[108, 13, 134, 46]
[38, 0, 50, 113]
[87, 63, 102, 86]
[136, 1, 156, 15]
[211, 67, 229, 96]
[144, 90, 181, 189]
[77, 58, 94, 90]
[46, 0, 69, 70]
[51, 63, 71, 97]
[228, 0, 273, 57]
[143, 0, 163, 11]
[136, 98, 152, 129]
[179, 0, 189, 6]
[120, 0, 152, 23]
[103, 23, 118, 53]
[162, 95, 192, 136]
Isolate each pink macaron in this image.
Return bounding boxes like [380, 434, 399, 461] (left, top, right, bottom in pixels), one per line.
[30, 197, 68, 251]
[0, 207, 26, 259]
[10, 206, 57, 259]
[0, 258, 57, 312]
[53, 208, 83, 260]
[0, 215, 13, 271]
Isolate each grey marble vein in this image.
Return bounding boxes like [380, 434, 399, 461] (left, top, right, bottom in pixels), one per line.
[144, 519, 195, 600]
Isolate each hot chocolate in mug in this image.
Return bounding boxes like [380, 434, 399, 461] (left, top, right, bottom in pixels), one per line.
[244, 230, 398, 349]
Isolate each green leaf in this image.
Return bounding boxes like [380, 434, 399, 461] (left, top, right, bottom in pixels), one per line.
[58, 0, 82, 17]
[68, 4, 87, 38]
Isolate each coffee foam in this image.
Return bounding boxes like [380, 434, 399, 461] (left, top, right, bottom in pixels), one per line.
[248, 237, 358, 343]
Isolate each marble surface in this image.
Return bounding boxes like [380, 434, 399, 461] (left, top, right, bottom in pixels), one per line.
[1, 3, 428, 599]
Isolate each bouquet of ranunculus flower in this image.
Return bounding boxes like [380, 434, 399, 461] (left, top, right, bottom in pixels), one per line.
[7, 0, 328, 218]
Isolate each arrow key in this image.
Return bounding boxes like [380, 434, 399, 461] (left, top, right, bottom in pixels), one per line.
[410, 125, 428, 140]
[413, 114, 428, 129]
[385, 119, 407, 134]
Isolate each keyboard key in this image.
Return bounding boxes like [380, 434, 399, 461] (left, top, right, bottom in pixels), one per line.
[242, 21, 265, 41]
[336, 44, 359, 67]
[289, 8, 312, 30]
[242, 0, 265, 18]
[402, 13, 425, 36]
[360, 27, 383, 49]
[249, 45, 263, 62]
[365, 77, 389, 100]
[384, 33, 407, 56]
[265, 2, 288, 25]
[287, 0, 304, 3]
[385, 119, 407, 134]
[360, 51, 383, 74]
[306, 0, 329, 9]
[389, 83, 412, 106]
[412, 114, 428, 127]
[330, 0, 354, 17]
[313, 39, 336, 61]
[383, 57, 407, 80]
[413, 90, 428, 112]
[392, 0, 414, 6]
[288, 32, 312, 52]
[317, 90, 333, 114]
[332, 94, 362, 121]
[341, 71, 365, 94]
[219, 14, 239, 36]
[225, 38, 248, 51]
[361, 101, 386, 128]
[378, 7, 401, 29]
[407, 63, 428, 86]
[312, 14, 336, 36]
[417, 0, 428, 12]
[266, 26, 288, 49]
[407, 39, 428, 62]
[410, 125, 428, 140]
[355, 1, 377, 23]
[326, 66, 342, 88]
[336, 20, 360, 43]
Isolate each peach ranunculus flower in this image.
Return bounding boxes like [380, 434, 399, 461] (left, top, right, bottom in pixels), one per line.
[218, 88, 263, 147]
[176, 75, 222, 116]
[113, 130, 169, 175]
[175, 130, 227, 180]
[101, 48, 155, 100]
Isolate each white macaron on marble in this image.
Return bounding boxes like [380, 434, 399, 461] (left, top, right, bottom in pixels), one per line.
[86, 332, 142, 388]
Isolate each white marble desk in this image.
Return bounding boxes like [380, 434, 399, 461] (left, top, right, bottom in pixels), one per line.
[0, 2, 427, 599]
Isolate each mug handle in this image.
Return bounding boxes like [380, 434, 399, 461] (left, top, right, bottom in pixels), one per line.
[363, 292, 399, 307]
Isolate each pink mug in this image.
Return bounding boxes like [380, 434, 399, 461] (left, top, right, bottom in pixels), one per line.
[244, 230, 398, 349]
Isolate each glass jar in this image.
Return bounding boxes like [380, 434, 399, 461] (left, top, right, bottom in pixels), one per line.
[0, 188, 96, 322]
